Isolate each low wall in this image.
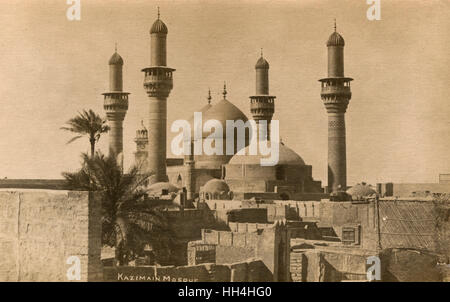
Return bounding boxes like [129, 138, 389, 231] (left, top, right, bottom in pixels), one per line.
[378, 182, 450, 197]
[0, 189, 102, 281]
[201, 229, 259, 248]
[103, 260, 272, 282]
[274, 200, 321, 220]
[228, 222, 272, 233]
[204, 199, 244, 210]
[0, 179, 68, 190]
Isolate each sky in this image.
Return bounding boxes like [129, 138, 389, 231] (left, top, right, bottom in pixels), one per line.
[0, 0, 449, 186]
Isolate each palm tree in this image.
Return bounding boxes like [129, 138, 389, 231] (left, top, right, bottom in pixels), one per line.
[61, 109, 110, 157]
[63, 152, 176, 266]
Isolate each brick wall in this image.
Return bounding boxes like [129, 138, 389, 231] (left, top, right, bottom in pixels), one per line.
[103, 260, 272, 282]
[0, 189, 102, 281]
[290, 252, 306, 282]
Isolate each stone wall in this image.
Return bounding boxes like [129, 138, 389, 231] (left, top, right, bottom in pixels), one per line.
[290, 252, 307, 282]
[0, 189, 102, 281]
[103, 260, 272, 282]
[319, 200, 377, 249]
[290, 248, 371, 282]
[192, 222, 291, 281]
[162, 209, 220, 265]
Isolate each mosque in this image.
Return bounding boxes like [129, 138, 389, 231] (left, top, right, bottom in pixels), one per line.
[103, 11, 355, 203]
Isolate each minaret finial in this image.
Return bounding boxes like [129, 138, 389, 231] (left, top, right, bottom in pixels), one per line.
[223, 82, 227, 99]
[207, 88, 212, 104]
[141, 120, 144, 127]
[261, 48, 263, 57]
[334, 19, 337, 32]
[157, 6, 160, 19]
[115, 42, 117, 52]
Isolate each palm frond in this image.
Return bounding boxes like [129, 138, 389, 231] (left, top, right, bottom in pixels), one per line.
[61, 109, 109, 150]
[63, 150, 176, 264]
[66, 135, 83, 145]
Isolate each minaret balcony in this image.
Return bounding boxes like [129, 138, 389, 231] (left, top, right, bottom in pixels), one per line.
[320, 87, 352, 100]
[250, 102, 275, 110]
[142, 67, 175, 98]
[103, 93, 129, 112]
[250, 95, 275, 104]
[319, 77, 353, 98]
[142, 67, 175, 80]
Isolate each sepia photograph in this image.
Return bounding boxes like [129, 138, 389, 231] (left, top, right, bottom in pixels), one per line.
[0, 0, 449, 287]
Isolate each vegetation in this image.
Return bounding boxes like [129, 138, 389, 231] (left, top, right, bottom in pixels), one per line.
[61, 109, 110, 157]
[63, 152, 176, 266]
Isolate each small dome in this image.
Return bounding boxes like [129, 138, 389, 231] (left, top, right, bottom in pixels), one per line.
[109, 52, 123, 65]
[255, 57, 269, 69]
[136, 121, 148, 139]
[150, 19, 168, 34]
[148, 182, 180, 195]
[228, 142, 305, 166]
[327, 32, 345, 47]
[201, 179, 230, 194]
[346, 183, 377, 199]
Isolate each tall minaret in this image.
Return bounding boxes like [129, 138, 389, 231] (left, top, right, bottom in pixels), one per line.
[184, 90, 211, 201]
[103, 46, 129, 164]
[319, 22, 353, 193]
[142, 9, 175, 183]
[249, 50, 276, 140]
[134, 121, 149, 172]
